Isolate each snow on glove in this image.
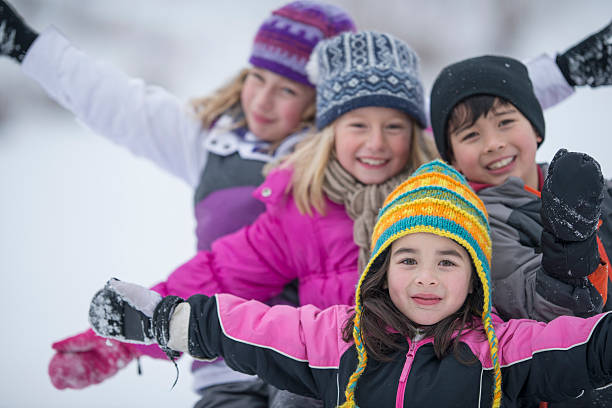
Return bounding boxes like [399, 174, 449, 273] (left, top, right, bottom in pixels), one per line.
[48, 329, 138, 390]
[556, 20, 612, 87]
[0, 0, 38, 62]
[541, 149, 604, 280]
[89, 278, 184, 360]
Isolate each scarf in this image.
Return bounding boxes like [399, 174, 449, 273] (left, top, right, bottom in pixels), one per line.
[322, 156, 415, 273]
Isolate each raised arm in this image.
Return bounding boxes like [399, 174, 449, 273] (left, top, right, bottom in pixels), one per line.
[1, 0, 207, 187]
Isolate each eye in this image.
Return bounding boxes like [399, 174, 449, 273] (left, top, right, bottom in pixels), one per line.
[499, 118, 515, 127]
[460, 131, 478, 142]
[349, 122, 367, 129]
[439, 259, 457, 267]
[280, 87, 298, 96]
[400, 257, 417, 266]
[386, 122, 408, 131]
[249, 71, 265, 83]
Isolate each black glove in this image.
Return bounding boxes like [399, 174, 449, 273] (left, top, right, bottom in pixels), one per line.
[541, 149, 604, 281]
[556, 20, 612, 87]
[89, 278, 184, 359]
[0, 0, 38, 62]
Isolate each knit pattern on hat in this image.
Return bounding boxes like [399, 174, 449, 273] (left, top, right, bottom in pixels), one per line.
[307, 30, 426, 129]
[340, 160, 502, 408]
[249, 1, 355, 86]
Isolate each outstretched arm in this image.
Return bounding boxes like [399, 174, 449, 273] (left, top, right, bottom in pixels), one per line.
[89, 279, 351, 400]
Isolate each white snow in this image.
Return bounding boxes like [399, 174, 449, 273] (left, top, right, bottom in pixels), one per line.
[1, 1, 611, 407]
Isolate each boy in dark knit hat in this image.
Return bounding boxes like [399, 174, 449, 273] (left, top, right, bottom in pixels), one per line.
[430, 52, 612, 407]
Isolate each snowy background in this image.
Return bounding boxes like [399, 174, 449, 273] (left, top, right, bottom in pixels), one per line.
[0, 1, 611, 407]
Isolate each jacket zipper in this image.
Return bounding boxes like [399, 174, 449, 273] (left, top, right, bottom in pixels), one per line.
[396, 340, 417, 408]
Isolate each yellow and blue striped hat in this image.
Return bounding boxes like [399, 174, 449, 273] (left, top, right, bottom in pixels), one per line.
[341, 160, 501, 408]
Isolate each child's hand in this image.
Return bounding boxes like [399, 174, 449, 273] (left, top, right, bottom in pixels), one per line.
[541, 149, 604, 241]
[48, 329, 138, 389]
[0, 0, 38, 63]
[540, 149, 604, 281]
[89, 279, 184, 356]
[556, 20, 612, 87]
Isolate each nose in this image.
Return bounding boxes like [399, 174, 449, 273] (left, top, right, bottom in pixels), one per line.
[365, 126, 386, 151]
[253, 85, 274, 111]
[415, 268, 438, 286]
[483, 133, 506, 153]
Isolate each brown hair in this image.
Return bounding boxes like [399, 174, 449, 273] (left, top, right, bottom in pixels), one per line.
[342, 247, 485, 361]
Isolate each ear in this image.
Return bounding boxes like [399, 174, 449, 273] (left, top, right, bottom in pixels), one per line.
[536, 135, 543, 144]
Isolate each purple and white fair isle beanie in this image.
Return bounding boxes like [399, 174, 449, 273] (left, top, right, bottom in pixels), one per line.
[249, 1, 356, 87]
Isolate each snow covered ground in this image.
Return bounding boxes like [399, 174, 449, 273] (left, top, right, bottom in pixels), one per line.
[0, 1, 610, 407]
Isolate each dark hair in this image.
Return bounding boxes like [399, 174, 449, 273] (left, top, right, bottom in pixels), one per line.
[342, 246, 486, 362]
[444, 95, 512, 161]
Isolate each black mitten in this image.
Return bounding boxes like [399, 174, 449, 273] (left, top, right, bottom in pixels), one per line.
[0, 0, 38, 62]
[556, 20, 612, 87]
[541, 149, 604, 281]
[89, 279, 184, 358]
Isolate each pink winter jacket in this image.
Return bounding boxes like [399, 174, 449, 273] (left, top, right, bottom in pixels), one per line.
[151, 167, 359, 309]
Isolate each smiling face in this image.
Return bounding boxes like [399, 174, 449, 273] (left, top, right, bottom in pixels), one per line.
[333, 107, 414, 185]
[386, 232, 473, 326]
[448, 99, 541, 189]
[241, 67, 315, 143]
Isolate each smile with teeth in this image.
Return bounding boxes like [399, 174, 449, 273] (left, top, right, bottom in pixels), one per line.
[358, 157, 388, 166]
[487, 156, 515, 170]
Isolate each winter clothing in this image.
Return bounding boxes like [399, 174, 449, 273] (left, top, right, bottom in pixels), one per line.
[21, 26, 305, 395]
[556, 20, 612, 87]
[249, 0, 355, 86]
[307, 30, 427, 129]
[22, 28, 304, 253]
[472, 163, 612, 323]
[0, 0, 38, 62]
[322, 156, 415, 273]
[180, 294, 612, 408]
[430, 55, 545, 161]
[87, 279, 612, 408]
[542, 149, 604, 242]
[151, 166, 359, 309]
[346, 160, 501, 407]
[48, 329, 137, 390]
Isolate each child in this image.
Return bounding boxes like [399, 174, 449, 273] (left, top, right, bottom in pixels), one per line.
[429, 54, 612, 407]
[48, 28, 438, 401]
[0, 0, 356, 405]
[87, 160, 612, 408]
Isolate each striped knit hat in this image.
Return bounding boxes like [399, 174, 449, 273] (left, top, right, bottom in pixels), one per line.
[306, 30, 427, 129]
[249, 1, 356, 87]
[341, 160, 502, 408]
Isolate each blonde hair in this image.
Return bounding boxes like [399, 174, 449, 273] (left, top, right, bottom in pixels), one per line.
[190, 68, 317, 137]
[281, 120, 439, 216]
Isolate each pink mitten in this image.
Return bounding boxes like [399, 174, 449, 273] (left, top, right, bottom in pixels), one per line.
[48, 329, 138, 389]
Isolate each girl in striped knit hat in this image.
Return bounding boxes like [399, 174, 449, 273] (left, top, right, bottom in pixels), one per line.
[88, 159, 612, 407]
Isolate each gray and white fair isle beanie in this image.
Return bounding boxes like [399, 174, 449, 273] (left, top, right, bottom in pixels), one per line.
[306, 30, 426, 129]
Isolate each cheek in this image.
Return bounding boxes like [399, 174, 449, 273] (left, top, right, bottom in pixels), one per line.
[278, 98, 310, 127]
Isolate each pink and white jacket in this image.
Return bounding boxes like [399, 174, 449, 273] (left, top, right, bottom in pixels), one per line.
[181, 293, 612, 408]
